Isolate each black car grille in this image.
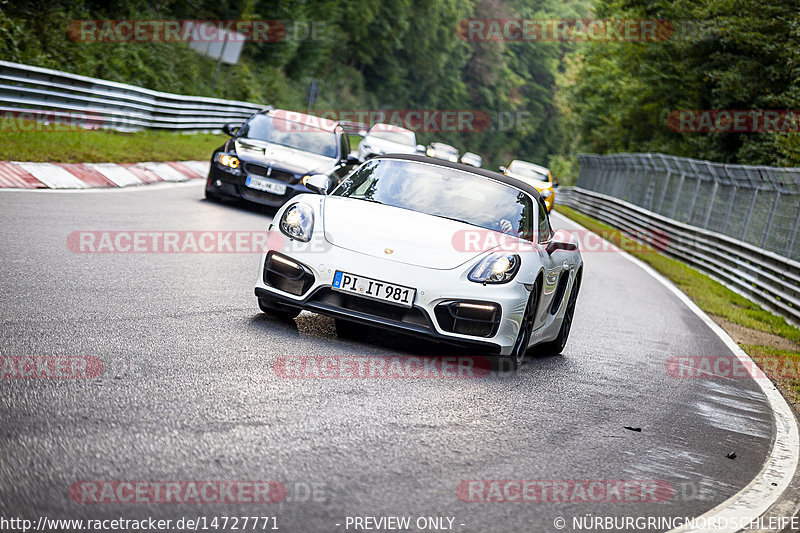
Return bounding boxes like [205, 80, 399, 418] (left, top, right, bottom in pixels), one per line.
[434, 301, 501, 338]
[309, 288, 431, 330]
[243, 163, 296, 184]
[241, 188, 287, 204]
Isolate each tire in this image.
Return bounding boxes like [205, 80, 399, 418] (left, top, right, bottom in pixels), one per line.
[538, 271, 582, 355]
[258, 297, 300, 320]
[334, 318, 361, 339]
[500, 280, 540, 370]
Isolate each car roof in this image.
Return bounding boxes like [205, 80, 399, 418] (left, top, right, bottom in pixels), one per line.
[371, 154, 543, 202]
[368, 123, 414, 134]
[261, 108, 341, 133]
[431, 142, 457, 150]
[509, 159, 549, 174]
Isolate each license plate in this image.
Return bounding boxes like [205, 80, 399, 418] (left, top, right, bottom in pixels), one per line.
[245, 176, 287, 195]
[332, 271, 416, 308]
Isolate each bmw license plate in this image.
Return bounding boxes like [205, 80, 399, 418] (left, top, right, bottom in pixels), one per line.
[332, 271, 416, 308]
[245, 176, 287, 195]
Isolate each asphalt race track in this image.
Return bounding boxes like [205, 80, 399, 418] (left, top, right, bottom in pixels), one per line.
[0, 182, 779, 532]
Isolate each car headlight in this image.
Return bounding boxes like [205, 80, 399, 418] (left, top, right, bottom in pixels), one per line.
[279, 203, 314, 242]
[468, 252, 520, 284]
[215, 153, 240, 169]
[426, 148, 435, 157]
[540, 189, 553, 198]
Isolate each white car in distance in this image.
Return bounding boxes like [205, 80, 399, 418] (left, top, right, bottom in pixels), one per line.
[357, 124, 423, 161]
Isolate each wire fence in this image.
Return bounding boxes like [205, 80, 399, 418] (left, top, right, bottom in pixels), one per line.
[577, 153, 800, 262]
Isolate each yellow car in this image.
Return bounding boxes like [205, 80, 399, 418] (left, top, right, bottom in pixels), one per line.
[499, 160, 556, 212]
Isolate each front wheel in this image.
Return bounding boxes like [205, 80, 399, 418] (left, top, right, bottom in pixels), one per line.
[538, 271, 581, 355]
[500, 280, 540, 371]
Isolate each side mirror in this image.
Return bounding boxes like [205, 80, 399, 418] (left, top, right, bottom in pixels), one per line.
[545, 229, 578, 255]
[553, 180, 561, 189]
[305, 174, 330, 194]
[358, 130, 368, 137]
[498, 165, 507, 173]
[222, 122, 240, 137]
[416, 144, 426, 153]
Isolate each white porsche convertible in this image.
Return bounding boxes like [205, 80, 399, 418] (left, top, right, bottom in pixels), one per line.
[254, 154, 583, 368]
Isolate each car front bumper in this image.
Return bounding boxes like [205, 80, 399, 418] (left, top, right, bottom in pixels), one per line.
[254, 237, 535, 356]
[206, 163, 307, 207]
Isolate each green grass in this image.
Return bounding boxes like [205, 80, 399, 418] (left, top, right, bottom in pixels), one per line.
[743, 345, 800, 403]
[348, 135, 362, 151]
[556, 204, 800, 399]
[556, 205, 800, 342]
[0, 126, 227, 163]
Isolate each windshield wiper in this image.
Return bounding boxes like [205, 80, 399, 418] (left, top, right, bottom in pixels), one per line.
[351, 197, 383, 204]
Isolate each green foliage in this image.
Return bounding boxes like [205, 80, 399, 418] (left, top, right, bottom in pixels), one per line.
[0, 0, 594, 169]
[555, 0, 800, 166]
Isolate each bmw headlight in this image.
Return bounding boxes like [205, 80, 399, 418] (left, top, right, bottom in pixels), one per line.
[214, 152, 240, 169]
[279, 203, 314, 242]
[468, 252, 520, 284]
[540, 189, 553, 198]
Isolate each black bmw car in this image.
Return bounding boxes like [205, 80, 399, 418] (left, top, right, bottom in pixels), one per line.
[205, 108, 360, 206]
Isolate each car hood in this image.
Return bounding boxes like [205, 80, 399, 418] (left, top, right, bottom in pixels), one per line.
[361, 136, 417, 155]
[235, 138, 336, 174]
[506, 172, 552, 191]
[322, 196, 499, 270]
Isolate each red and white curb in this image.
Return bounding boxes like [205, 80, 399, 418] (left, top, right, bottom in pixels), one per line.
[0, 160, 209, 189]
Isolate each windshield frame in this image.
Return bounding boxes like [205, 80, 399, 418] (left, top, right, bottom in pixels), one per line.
[330, 158, 537, 241]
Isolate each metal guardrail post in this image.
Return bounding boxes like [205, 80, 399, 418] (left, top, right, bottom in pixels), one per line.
[655, 155, 673, 214]
[669, 172, 686, 219]
[787, 203, 800, 258]
[703, 164, 720, 230]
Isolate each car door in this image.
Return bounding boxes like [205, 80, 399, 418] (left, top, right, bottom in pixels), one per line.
[534, 197, 564, 327]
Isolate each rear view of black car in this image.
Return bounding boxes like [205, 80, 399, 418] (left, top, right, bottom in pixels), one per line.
[205, 108, 359, 206]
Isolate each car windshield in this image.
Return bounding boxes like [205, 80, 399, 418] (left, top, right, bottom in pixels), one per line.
[369, 129, 415, 146]
[332, 159, 535, 240]
[507, 161, 550, 182]
[240, 114, 338, 158]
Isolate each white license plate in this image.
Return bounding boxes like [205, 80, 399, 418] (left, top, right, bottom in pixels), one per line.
[245, 176, 287, 195]
[332, 271, 416, 308]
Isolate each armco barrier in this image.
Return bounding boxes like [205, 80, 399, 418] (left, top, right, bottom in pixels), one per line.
[0, 61, 263, 131]
[559, 186, 800, 325]
[0, 61, 367, 134]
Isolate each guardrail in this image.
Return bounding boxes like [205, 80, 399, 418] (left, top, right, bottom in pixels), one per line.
[0, 60, 264, 131]
[0, 61, 371, 135]
[559, 186, 800, 325]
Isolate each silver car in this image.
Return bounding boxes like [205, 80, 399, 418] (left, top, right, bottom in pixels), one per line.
[357, 124, 422, 161]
